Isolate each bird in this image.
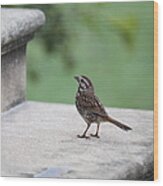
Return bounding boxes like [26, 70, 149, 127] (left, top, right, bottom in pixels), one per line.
[74, 75, 132, 139]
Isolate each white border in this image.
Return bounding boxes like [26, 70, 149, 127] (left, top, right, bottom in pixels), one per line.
[0, 0, 159, 5]
[1, 0, 163, 186]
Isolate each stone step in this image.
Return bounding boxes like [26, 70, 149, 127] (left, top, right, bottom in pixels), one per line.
[1, 101, 154, 180]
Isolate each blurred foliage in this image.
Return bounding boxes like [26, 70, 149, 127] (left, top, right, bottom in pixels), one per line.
[109, 16, 139, 49]
[2, 2, 154, 109]
[3, 3, 138, 67]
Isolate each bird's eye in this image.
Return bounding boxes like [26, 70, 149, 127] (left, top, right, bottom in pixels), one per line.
[81, 79, 84, 83]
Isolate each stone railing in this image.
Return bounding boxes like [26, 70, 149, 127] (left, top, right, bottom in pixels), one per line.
[1, 8, 45, 112]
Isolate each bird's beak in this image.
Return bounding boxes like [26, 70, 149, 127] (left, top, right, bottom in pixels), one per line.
[74, 76, 79, 82]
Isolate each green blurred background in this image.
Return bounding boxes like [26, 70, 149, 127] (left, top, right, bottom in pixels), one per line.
[5, 2, 154, 110]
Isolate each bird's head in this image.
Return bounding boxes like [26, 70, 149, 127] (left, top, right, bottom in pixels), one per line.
[74, 75, 94, 93]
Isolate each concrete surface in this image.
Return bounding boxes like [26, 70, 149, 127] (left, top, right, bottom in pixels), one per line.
[1, 46, 26, 112]
[1, 8, 45, 54]
[1, 101, 154, 180]
[1, 8, 45, 111]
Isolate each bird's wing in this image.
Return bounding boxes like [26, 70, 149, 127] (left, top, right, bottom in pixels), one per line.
[78, 92, 107, 116]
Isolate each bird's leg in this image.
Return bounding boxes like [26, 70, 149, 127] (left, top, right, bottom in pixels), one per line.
[90, 123, 100, 138]
[77, 124, 91, 139]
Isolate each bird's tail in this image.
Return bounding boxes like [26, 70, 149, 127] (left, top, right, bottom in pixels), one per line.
[106, 116, 132, 131]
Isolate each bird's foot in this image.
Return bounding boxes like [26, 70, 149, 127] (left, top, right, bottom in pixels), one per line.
[77, 134, 90, 139]
[90, 134, 100, 138]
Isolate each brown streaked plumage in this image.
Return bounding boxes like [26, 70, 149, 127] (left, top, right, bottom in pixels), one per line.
[74, 75, 132, 139]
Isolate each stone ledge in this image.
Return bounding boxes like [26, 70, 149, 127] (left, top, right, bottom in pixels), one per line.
[1, 8, 46, 54]
[1, 101, 154, 180]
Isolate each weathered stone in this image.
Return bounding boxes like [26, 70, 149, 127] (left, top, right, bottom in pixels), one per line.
[1, 8, 46, 54]
[1, 101, 154, 180]
[1, 9, 45, 111]
[1, 46, 26, 111]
